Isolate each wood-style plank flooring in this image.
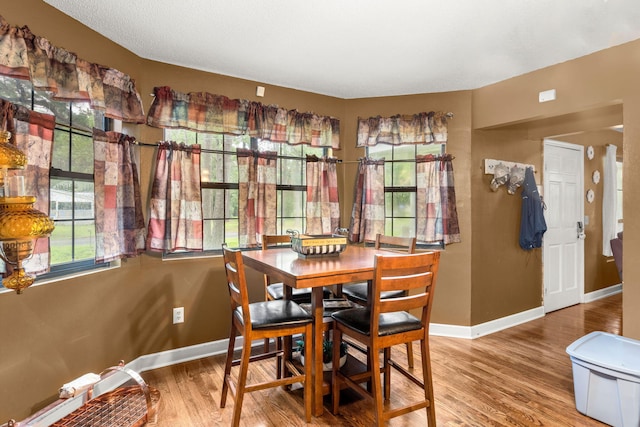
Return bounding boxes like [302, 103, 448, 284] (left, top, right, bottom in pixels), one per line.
[142, 294, 621, 426]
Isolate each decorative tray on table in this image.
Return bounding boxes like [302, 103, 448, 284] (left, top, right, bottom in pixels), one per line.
[287, 230, 348, 258]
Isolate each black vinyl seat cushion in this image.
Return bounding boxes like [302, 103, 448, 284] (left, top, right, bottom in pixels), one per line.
[267, 282, 332, 303]
[341, 282, 405, 305]
[235, 299, 313, 329]
[331, 307, 421, 337]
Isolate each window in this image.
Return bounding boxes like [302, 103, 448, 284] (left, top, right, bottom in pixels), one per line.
[164, 129, 326, 252]
[367, 143, 445, 243]
[0, 75, 110, 283]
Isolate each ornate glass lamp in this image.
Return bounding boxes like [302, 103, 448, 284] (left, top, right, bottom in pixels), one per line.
[0, 130, 55, 293]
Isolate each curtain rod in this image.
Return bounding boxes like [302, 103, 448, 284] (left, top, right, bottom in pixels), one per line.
[130, 141, 452, 165]
[130, 139, 343, 162]
[341, 155, 455, 164]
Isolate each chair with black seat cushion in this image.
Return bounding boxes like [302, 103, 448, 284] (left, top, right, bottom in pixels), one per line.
[261, 234, 332, 359]
[262, 234, 333, 304]
[331, 251, 440, 426]
[341, 234, 417, 367]
[220, 244, 313, 427]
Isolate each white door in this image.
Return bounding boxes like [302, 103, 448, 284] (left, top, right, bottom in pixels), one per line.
[543, 139, 584, 313]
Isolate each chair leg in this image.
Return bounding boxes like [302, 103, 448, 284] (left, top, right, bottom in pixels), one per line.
[370, 344, 384, 427]
[220, 324, 237, 408]
[303, 324, 313, 423]
[231, 337, 253, 427]
[334, 284, 343, 297]
[331, 328, 343, 415]
[264, 338, 270, 353]
[276, 336, 283, 381]
[383, 347, 391, 403]
[406, 341, 414, 368]
[421, 338, 436, 426]
[366, 348, 373, 392]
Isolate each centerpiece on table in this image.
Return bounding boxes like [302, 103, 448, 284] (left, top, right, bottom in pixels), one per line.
[287, 229, 348, 258]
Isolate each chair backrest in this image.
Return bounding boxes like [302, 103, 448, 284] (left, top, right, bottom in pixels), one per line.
[370, 251, 440, 335]
[262, 234, 291, 250]
[261, 234, 291, 288]
[222, 244, 251, 326]
[374, 234, 417, 254]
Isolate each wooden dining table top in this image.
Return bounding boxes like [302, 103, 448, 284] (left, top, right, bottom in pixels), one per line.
[241, 245, 393, 289]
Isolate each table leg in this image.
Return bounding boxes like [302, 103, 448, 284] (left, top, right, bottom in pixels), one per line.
[311, 286, 324, 417]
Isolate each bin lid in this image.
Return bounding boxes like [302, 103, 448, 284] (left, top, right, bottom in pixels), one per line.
[566, 331, 640, 376]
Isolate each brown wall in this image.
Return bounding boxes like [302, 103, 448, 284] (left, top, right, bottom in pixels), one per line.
[470, 128, 544, 324]
[1, 0, 639, 420]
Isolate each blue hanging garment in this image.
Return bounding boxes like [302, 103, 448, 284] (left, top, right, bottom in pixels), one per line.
[519, 167, 547, 249]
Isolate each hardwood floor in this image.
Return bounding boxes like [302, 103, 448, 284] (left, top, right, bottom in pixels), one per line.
[142, 294, 621, 426]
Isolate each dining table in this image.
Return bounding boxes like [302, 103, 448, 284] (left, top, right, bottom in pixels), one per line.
[241, 244, 387, 417]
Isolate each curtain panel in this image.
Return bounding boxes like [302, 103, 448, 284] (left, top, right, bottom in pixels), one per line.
[0, 15, 145, 123]
[357, 111, 449, 147]
[416, 154, 461, 245]
[10, 104, 55, 276]
[237, 149, 277, 248]
[93, 129, 146, 262]
[305, 155, 340, 235]
[146, 142, 203, 252]
[146, 86, 341, 149]
[348, 158, 385, 243]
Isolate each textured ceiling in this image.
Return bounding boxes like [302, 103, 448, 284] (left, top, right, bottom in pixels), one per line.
[43, 0, 640, 99]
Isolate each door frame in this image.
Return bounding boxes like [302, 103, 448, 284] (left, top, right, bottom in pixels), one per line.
[542, 139, 585, 312]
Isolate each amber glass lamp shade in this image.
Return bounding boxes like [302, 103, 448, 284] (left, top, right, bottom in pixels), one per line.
[0, 130, 55, 293]
[0, 130, 26, 172]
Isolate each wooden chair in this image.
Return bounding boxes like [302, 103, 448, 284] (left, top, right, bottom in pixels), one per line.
[330, 251, 440, 426]
[220, 245, 313, 427]
[262, 234, 328, 304]
[261, 234, 332, 357]
[341, 234, 417, 368]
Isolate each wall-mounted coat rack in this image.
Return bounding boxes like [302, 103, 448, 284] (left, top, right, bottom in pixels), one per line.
[484, 159, 535, 174]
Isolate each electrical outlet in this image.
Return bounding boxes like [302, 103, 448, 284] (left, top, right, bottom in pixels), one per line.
[173, 307, 184, 324]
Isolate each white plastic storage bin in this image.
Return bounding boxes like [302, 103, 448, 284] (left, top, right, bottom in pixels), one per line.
[566, 331, 640, 427]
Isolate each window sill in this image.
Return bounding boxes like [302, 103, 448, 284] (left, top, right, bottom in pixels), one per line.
[0, 259, 122, 294]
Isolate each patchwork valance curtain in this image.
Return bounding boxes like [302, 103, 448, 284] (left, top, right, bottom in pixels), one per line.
[305, 155, 340, 234]
[147, 143, 203, 252]
[356, 111, 449, 147]
[93, 129, 146, 262]
[0, 15, 145, 123]
[146, 86, 341, 149]
[416, 154, 461, 245]
[237, 149, 277, 248]
[348, 158, 385, 243]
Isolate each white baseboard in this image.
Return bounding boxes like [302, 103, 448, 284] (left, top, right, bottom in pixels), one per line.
[583, 283, 622, 303]
[429, 283, 622, 340]
[127, 338, 235, 374]
[430, 305, 545, 339]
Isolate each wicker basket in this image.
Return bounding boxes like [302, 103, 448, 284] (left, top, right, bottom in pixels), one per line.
[288, 230, 347, 258]
[7, 364, 160, 427]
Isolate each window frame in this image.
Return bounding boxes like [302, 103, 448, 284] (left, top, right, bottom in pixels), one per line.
[366, 142, 446, 249]
[163, 129, 327, 258]
[0, 75, 114, 290]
